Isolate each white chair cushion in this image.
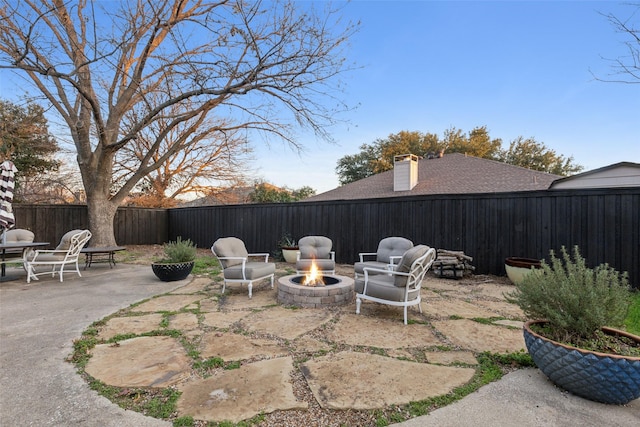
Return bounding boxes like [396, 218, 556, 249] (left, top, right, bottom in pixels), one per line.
[223, 262, 276, 280]
[5, 229, 34, 243]
[298, 236, 332, 259]
[212, 237, 249, 268]
[55, 229, 84, 250]
[355, 274, 420, 302]
[376, 237, 413, 263]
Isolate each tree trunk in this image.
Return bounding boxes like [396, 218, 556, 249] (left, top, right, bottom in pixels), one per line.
[86, 195, 119, 247]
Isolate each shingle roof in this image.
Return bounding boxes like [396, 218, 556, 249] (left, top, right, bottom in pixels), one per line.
[304, 153, 562, 202]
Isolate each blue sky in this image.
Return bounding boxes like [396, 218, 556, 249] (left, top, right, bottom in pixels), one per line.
[254, 0, 640, 194]
[1, 1, 637, 196]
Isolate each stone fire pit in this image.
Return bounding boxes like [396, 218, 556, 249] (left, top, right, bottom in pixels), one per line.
[277, 274, 354, 308]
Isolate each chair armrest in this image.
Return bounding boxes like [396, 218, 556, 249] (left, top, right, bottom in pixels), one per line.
[330, 251, 335, 261]
[248, 253, 270, 262]
[363, 266, 409, 277]
[389, 255, 402, 265]
[358, 252, 377, 262]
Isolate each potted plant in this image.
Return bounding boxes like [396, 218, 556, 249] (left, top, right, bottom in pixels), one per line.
[151, 237, 197, 281]
[507, 246, 640, 404]
[278, 233, 299, 263]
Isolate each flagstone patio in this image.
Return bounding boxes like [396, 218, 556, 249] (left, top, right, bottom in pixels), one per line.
[82, 266, 526, 425]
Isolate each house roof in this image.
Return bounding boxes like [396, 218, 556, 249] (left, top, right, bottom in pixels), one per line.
[549, 162, 640, 190]
[304, 153, 562, 202]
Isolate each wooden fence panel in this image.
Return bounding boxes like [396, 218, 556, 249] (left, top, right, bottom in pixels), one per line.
[169, 188, 639, 288]
[11, 188, 639, 288]
[12, 204, 167, 246]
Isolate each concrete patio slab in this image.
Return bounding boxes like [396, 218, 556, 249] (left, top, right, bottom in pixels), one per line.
[394, 368, 640, 427]
[0, 264, 185, 426]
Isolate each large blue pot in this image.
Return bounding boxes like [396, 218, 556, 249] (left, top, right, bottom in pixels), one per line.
[523, 320, 640, 404]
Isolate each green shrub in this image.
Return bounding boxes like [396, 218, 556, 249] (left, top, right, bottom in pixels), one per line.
[506, 245, 631, 341]
[159, 237, 197, 263]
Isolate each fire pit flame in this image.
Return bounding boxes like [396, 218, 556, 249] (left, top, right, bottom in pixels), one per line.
[302, 259, 325, 286]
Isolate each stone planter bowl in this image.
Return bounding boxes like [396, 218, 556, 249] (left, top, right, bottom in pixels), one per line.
[281, 248, 299, 264]
[505, 257, 541, 285]
[151, 261, 194, 282]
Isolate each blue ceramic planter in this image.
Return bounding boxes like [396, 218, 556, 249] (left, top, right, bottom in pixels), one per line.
[524, 320, 640, 405]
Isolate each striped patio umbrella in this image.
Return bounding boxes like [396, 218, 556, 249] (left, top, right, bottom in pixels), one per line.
[0, 160, 18, 238]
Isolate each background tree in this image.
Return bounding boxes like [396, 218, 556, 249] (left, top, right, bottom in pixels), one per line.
[374, 130, 441, 172]
[335, 145, 380, 185]
[17, 164, 84, 204]
[0, 99, 60, 200]
[336, 127, 582, 185]
[335, 130, 440, 185]
[443, 126, 503, 159]
[115, 98, 253, 208]
[498, 137, 583, 176]
[0, 0, 356, 245]
[248, 181, 315, 203]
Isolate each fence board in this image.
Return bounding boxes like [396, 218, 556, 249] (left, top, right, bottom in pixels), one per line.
[169, 188, 639, 288]
[12, 187, 640, 288]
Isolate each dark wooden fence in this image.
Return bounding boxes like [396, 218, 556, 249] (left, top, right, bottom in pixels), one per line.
[10, 187, 639, 288]
[169, 188, 639, 289]
[12, 204, 168, 246]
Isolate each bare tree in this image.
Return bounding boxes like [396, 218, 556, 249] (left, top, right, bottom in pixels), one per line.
[18, 165, 84, 204]
[115, 97, 254, 207]
[0, 0, 356, 245]
[596, 4, 640, 84]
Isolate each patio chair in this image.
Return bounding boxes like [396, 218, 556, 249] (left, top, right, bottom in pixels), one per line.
[355, 245, 436, 324]
[211, 237, 276, 298]
[295, 235, 335, 274]
[1, 229, 35, 273]
[354, 236, 413, 278]
[26, 229, 92, 283]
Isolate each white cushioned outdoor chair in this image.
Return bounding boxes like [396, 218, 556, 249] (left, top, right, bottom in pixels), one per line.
[354, 236, 414, 278]
[295, 235, 335, 274]
[211, 237, 276, 298]
[1, 228, 35, 273]
[26, 229, 92, 283]
[355, 245, 436, 324]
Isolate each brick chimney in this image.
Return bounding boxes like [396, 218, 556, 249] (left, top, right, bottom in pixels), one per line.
[394, 154, 418, 191]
